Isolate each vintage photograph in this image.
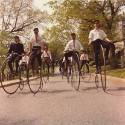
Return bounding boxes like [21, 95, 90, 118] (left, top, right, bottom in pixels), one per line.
[0, 0, 125, 125]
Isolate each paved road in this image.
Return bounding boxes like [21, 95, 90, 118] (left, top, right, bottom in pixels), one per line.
[0, 74, 125, 125]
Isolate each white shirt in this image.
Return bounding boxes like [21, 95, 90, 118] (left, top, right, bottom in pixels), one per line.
[89, 29, 107, 44]
[30, 34, 44, 47]
[42, 50, 52, 60]
[80, 53, 89, 61]
[19, 55, 29, 65]
[64, 40, 83, 52]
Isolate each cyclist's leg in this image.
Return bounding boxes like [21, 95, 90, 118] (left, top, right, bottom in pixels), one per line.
[8, 55, 15, 73]
[15, 56, 22, 74]
[47, 61, 50, 74]
[30, 52, 36, 69]
[86, 61, 89, 73]
[100, 40, 115, 60]
[35, 48, 42, 67]
[45, 58, 50, 73]
[80, 60, 84, 70]
[73, 52, 80, 71]
[92, 39, 101, 72]
[109, 42, 115, 57]
[64, 51, 73, 70]
[99, 40, 110, 61]
[36, 53, 42, 67]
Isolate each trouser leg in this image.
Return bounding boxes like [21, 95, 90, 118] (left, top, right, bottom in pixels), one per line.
[8, 60, 13, 73]
[15, 56, 22, 73]
[99, 40, 115, 60]
[36, 54, 41, 67]
[92, 39, 101, 70]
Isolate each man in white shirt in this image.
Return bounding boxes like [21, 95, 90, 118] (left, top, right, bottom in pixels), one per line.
[80, 50, 89, 73]
[42, 46, 52, 62]
[64, 33, 83, 70]
[42, 45, 52, 75]
[89, 20, 115, 73]
[29, 28, 46, 67]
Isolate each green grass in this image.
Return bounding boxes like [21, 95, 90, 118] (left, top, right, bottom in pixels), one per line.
[90, 66, 125, 79]
[107, 68, 125, 79]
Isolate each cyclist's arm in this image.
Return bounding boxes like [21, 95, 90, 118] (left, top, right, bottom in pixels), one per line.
[64, 42, 70, 52]
[89, 39, 92, 45]
[88, 31, 93, 45]
[78, 41, 83, 50]
[49, 51, 52, 60]
[104, 38, 112, 42]
[8, 43, 13, 54]
[29, 42, 32, 53]
[102, 30, 112, 42]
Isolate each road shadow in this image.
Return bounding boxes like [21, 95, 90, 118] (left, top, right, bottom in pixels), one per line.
[40, 89, 72, 94]
[81, 80, 95, 84]
[105, 87, 125, 96]
[80, 86, 99, 92]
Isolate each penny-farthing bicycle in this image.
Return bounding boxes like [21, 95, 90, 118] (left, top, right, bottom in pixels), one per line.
[95, 45, 107, 91]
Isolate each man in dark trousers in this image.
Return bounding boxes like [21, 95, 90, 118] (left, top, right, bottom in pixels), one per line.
[8, 36, 24, 74]
[89, 20, 115, 74]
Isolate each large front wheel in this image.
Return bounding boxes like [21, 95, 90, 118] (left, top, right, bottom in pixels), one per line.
[27, 59, 43, 94]
[0, 60, 20, 94]
[100, 46, 107, 91]
[71, 61, 80, 90]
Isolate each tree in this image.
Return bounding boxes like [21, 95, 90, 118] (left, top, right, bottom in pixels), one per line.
[0, 0, 50, 43]
[89, 0, 125, 37]
[45, 0, 125, 68]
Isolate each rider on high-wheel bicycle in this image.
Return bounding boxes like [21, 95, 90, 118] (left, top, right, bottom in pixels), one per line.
[64, 33, 84, 73]
[88, 20, 115, 74]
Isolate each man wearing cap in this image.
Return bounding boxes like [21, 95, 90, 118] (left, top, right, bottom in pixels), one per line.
[29, 28, 46, 68]
[64, 33, 83, 71]
[89, 20, 115, 74]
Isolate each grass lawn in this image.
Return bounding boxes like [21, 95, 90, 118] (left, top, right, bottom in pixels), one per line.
[90, 66, 125, 79]
[106, 68, 125, 79]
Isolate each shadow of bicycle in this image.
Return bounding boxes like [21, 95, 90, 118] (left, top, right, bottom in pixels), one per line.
[105, 87, 125, 96]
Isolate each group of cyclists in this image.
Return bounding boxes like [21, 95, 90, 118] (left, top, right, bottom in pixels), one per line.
[7, 20, 116, 76]
[7, 28, 52, 75]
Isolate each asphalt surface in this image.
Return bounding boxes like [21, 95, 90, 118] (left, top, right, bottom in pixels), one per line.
[0, 74, 125, 125]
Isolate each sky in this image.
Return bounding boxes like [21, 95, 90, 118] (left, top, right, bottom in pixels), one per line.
[32, 0, 53, 14]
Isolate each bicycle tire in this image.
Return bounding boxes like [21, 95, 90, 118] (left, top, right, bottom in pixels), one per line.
[42, 61, 49, 84]
[95, 74, 99, 88]
[18, 64, 27, 91]
[70, 54, 80, 90]
[100, 46, 107, 91]
[27, 58, 43, 94]
[81, 63, 91, 80]
[0, 60, 20, 94]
